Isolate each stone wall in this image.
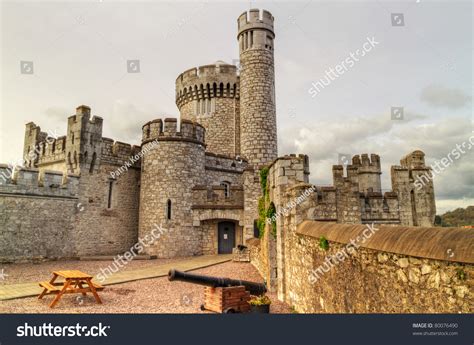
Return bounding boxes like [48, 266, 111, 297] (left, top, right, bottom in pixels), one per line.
[204, 152, 245, 186]
[1, 105, 142, 261]
[0, 167, 79, 262]
[248, 151, 461, 313]
[284, 221, 473, 313]
[72, 163, 140, 256]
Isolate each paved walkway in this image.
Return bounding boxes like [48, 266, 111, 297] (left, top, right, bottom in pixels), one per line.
[0, 254, 232, 301]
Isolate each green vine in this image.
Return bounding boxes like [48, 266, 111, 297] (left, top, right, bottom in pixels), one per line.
[319, 236, 329, 251]
[260, 167, 269, 196]
[257, 196, 266, 238]
[267, 202, 277, 237]
[456, 268, 467, 281]
[257, 167, 277, 238]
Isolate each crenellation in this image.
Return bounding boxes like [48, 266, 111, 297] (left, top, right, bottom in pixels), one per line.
[142, 118, 205, 145]
[0, 167, 79, 198]
[176, 62, 239, 108]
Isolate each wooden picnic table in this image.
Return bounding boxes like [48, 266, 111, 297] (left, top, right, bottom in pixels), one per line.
[38, 270, 104, 308]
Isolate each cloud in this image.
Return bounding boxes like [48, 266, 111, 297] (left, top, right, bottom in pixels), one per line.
[104, 100, 169, 145]
[44, 107, 71, 122]
[278, 113, 473, 212]
[420, 84, 471, 109]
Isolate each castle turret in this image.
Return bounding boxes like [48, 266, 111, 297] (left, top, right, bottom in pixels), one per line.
[352, 153, 382, 193]
[391, 150, 436, 226]
[238, 9, 278, 242]
[139, 118, 206, 257]
[23, 122, 46, 167]
[66, 105, 103, 174]
[176, 63, 240, 157]
[238, 9, 277, 167]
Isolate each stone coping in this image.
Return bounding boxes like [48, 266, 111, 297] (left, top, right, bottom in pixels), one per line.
[297, 221, 474, 264]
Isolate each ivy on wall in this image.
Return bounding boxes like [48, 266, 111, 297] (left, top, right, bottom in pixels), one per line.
[257, 167, 277, 238]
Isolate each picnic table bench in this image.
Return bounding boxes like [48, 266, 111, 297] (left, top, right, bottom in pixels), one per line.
[38, 270, 104, 308]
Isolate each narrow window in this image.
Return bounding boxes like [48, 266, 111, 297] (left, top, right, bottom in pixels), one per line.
[107, 180, 114, 209]
[166, 199, 172, 220]
[73, 151, 78, 166]
[89, 152, 96, 173]
[250, 30, 253, 47]
[253, 220, 259, 238]
[71, 132, 75, 144]
[220, 181, 231, 198]
[411, 190, 418, 226]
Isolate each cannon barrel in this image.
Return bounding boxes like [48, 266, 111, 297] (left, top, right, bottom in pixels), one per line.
[168, 269, 267, 295]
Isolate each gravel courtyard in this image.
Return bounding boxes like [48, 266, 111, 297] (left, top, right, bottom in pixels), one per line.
[0, 261, 292, 314]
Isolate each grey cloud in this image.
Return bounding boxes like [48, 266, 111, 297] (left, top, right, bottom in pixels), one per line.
[420, 84, 471, 109]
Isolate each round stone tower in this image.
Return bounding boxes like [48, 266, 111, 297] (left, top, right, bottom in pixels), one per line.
[238, 9, 277, 167]
[139, 118, 206, 257]
[176, 62, 240, 157]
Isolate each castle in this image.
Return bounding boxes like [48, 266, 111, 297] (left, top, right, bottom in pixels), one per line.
[0, 9, 436, 262]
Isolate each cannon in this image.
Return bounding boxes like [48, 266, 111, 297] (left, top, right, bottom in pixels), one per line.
[168, 269, 267, 313]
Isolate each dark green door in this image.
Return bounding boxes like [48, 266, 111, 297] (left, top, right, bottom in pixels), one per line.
[218, 221, 235, 254]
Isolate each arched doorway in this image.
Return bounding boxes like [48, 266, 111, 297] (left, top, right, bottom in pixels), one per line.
[218, 221, 235, 254]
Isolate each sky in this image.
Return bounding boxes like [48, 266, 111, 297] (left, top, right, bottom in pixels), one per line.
[0, 0, 472, 214]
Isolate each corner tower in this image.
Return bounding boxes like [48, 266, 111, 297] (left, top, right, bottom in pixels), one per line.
[139, 118, 206, 257]
[238, 9, 277, 167]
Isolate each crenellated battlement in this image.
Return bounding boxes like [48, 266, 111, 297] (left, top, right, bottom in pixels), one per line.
[0, 165, 79, 198]
[175, 62, 240, 108]
[100, 138, 141, 167]
[237, 9, 274, 37]
[67, 105, 104, 126]
[352, 153, 381, 169]
[142, 118, 205, 145]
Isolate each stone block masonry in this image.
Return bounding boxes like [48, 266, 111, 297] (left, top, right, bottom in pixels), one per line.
[139, 119, 206, 257]
[287, 222, 473, 313]
[238, 9, 278, 167]
[0, 167, 79, 262]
